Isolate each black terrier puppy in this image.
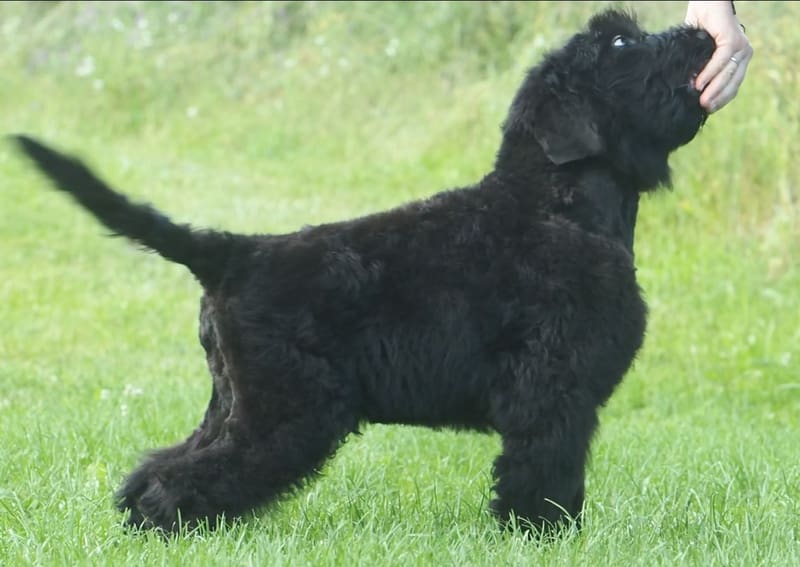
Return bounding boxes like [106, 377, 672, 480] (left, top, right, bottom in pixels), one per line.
[13, 10, 714, 534]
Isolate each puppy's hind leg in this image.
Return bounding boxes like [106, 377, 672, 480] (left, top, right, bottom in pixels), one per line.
[116, 297, 359, 533]
[114, 377, 236, 526]
[116, 400, 356, 533]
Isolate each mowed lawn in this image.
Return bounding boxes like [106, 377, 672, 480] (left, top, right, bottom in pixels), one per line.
[1, 2, 798, 565]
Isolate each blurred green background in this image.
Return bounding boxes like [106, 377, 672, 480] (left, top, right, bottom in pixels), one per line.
[1, 2, 797, 565]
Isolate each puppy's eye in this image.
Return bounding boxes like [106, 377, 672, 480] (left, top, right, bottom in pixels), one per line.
[612, 35, 628, 48]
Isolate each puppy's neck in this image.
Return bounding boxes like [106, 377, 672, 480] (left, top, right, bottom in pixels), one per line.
[493, 132, 553, 181]
[493, 136, 641, 255]
[564, 167, 641, 255]
[495, 128, 672, 193]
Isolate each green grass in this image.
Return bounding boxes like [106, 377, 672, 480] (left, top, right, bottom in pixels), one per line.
[1, 1, 798, 564]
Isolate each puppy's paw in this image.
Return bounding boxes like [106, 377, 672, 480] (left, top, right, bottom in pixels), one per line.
[115, 463, 211, 534]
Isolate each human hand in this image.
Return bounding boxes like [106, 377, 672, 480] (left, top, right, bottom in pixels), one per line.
[685, 1, 753, 113]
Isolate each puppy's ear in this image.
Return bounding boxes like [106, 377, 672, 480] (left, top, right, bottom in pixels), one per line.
[532, 96, 604, 165]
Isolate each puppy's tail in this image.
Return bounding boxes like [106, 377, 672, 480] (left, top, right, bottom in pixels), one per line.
[12, 135, 233, 289]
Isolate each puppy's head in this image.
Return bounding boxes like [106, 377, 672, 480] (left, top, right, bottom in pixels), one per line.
[501, 9, 715, 190]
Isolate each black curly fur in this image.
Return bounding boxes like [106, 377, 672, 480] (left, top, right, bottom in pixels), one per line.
[13, 10, 714, 535]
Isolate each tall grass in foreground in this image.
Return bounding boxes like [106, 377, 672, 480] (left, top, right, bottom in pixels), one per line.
[0, 2, 798, 565]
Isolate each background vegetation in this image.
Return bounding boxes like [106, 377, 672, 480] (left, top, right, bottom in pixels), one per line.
[1, 1, 797, 564]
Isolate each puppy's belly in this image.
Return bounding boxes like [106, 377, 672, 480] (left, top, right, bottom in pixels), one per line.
[352, 333, 493, 431]
[362, 381, 492, 431]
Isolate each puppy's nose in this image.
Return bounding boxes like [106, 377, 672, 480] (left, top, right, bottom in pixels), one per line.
[695, 29, 709, 41]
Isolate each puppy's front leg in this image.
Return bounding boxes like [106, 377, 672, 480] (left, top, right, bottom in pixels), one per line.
[489, 368, 597, 534]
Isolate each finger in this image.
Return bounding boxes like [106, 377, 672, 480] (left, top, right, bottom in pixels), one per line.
[699, 56, 739, 110]
[700, 46, 752, 110]
[706, 57, 750, 112]
[695, 45, 737, 91]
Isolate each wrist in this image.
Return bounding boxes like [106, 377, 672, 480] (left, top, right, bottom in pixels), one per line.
[687, 1, 737, 18]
